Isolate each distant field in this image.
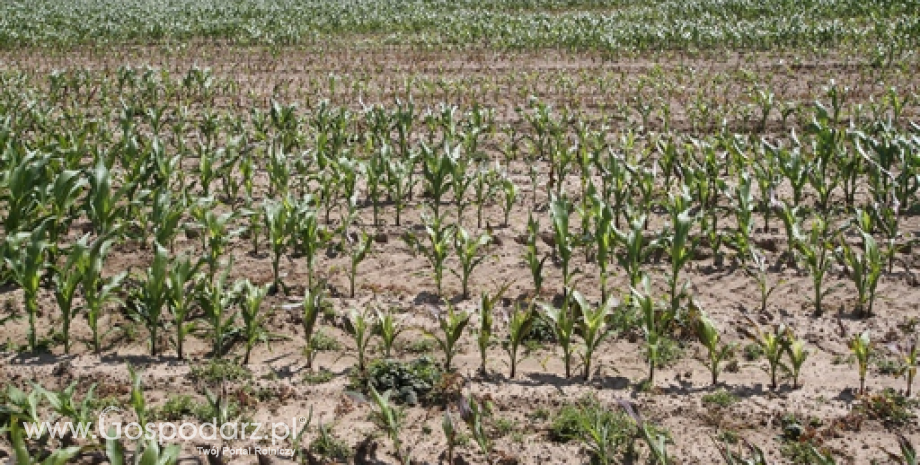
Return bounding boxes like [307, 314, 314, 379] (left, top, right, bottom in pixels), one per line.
[0, 0, 918, 53]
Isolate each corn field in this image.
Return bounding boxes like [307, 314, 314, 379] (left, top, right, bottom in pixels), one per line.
[1, 0, 920, 464]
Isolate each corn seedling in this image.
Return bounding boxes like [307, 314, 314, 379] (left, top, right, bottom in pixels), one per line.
[129, 243, 170, 356]
[301, 284, 324, 370]
[347, 308, 374, 373]
[86, 156, 133, 237]
[729, 171, 756, 262]
[574, 291, 618, 382]
[344, 229, 373, 298]
[53, 239, 88, 354]
[746, 248, 782, 313]
[290, 199, 327, 289]
[404, 214, 454, 296]
[38, 381, 97, 427]
[837, 228, 883, 317]
[458, 393, 492, 458]
[5, 228, 47, 352]
[450, 154, 474, 227]
[502, 302, 534, 379]
[197, 269, 237, 359]
[633, 278, 672, 386]
[664, 192, 697, 315]
[780, 339, 809, 392]
[442, 410, 458, 465]
[386, 155, 416, 227]
[81, 235, 125, 354]
[524, 213, 548, 295]
[263, 198, 292, 294]
[477, 281, 511, 375]
[618, 399, 671, 465]
[542, 293, 577, 379]
[614, 210, 654, 288]
[375, 307, 403, 359]
[473, 163, 499, 229]
[368, 386, 409, 465]
[9, 418, 81, 465]
[452, 227, 491, 299]
[421, 140, 456, 221]
[794, 216, 835, 316]
[236, 279, 273, 365]
[888, 336, 918, 397]
[167, 253, 202, 361]
[550, 194, 575, 290]
[696, 312, 736, 386]
[500, 176, 517, 227]
[426, 301, 471, 372]
[849, 330, 872, 395]
[744, 317, 790, 390]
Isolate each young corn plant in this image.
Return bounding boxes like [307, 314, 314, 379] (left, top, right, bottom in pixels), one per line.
[190, 204, 240, 281]
[746, 248, 783, 313]
[366, 147, 388, 227]
[452, 227, 491, 299]
[236, 279, 273, 365]
[385, 155, 417, 227]
[421, 141, 455, 221]
[5, 228, 47, 352]
[664, 192, 697, 315]
[53, 239, 89, 354]
[542, 293, 577, 378]
[290, 200, 328, 289]
[129, 243, 170, 356]
[301, 284, 324, 370]
[850, 331, 872, 395]
[523, 213, 549, 295]
[500, 176, 518, 228]
[344, 230, 374, 298]
[167, 253, 202, 361]
[477, 282, 511, 375]
[696, 312, 736, 386]
[592, 198, 615, 300]
[263, 198, 292, 294]
[81, 235, 125, 354]
[744, 318, 791, 390]
[786, 333, 809, 389]
[730, 171, 756, 263]
[472, 164, 499, 229]
[458, 393, 492, 459]
[613, 210, 654, 288]
[795, 216, 835, 316]
[837, 229, 883, 317]
[502, 303, 534, 379]
[9, 419, 81, 465]
[347, 308, 374, 373]
[426, 302, 471, 372]
[404, 214, 454, 296]
[375, 307, 403, 359]
[442, 411, 458, 465]
[86, 157, 133, 237]
[368, 386, 409, 465]
[148, 187, 184, 251]
[574, 291, 618, 382]
[633, 278, 672, 386]
[450, 155, 474, 227]
[198, 270, 237, 359]
[550, 194, 576, 290]
[888, 336, 918, 397]
[618, 399, 672, 465]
